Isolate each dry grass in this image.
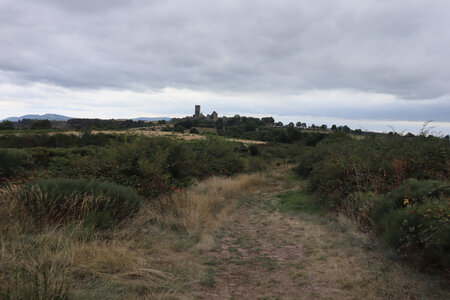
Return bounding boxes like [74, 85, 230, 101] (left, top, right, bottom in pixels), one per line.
[0, 172, 274, 299]
[287, 213, 449, 299]
[150, 173, 271, 238]
[6, 128, 266, 144]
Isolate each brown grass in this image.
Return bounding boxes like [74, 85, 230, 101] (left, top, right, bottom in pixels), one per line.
[4, 127, 266, 144]
[285, 213, 449, 299]
[150, 173, 271, 237]
[0, 172, 274, 299]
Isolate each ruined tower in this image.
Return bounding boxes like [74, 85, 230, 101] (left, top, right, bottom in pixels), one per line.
[194, 105, 201, 118]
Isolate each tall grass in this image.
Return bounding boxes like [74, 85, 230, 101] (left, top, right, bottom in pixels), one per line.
[150, 173, 271, 237]
[7, 178, 143, 229]
[0, 172, 274, 298]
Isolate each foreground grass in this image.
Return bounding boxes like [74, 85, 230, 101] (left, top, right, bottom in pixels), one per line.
[197, 175, 449, 299]
[1, 166, 448, 299]
[0, 172, 275, 299]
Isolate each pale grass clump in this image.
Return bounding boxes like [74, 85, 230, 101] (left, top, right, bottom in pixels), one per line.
[1, 172, 274, 298]
[151, 173, 272, 237]
[288, 213, 448, 299]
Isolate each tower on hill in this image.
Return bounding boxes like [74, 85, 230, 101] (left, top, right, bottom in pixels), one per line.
[195, 105, 200, 118]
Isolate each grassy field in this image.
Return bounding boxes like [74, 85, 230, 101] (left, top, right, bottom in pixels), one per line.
[0, 172, 274, 299]
[0, 127, 266, 145]
[0, 128, 448, 298]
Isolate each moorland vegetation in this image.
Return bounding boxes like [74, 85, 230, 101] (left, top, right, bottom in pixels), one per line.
[0, 117, 448, 298]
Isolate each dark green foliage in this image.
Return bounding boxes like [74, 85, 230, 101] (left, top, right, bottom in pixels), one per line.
[0, 148, 31, 177]
[26, 136, 251, 198]
[189, 127, 199, 134]
[301, 133, 449, 208]
[0, 132, 120, 148]
[67, 118, 151, 130]
[248, 144, 260, 156]
[20, 178, 143, 229]
[371, 179, 449, 271]
[0, 131, 265, 198]
[173, 125, 185, 133]
[186, 136, 245, 178]
[299, 131, 450, 271]
[0, 120, 14, 130]
[31, 119, 52, 130]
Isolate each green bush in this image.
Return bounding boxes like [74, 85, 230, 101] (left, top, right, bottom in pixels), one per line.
[186, 136, 245, 178]
[0, 132, 119, 148]
[31, 119, 52, 130]
[0, 120, 14, 130]
[173, 125, 185, 133]
[303, 133, 449, 208]
[19, 178, 143, 229]
[189, 127, 199, 134]
[372, 180, 449, 270]
[297, 132, 450, 271]
[0, 148, 31, 177]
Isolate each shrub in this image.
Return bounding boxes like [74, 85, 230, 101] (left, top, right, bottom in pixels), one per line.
[189, 127, 199, 134]
[173, 125, 185, 133]
[17, 178, 143, 229]
[248, 144, 260, 156]
[372, 179, 449, 271]
[31, 119, 52, 130]
[0, 120, 14, 130]
[303, 133, 449, 208]
[186, 137, 245, 178]
[0, 148, 31, 178]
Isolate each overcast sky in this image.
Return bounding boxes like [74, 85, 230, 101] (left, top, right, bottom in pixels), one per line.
[1, 0, 449, 134]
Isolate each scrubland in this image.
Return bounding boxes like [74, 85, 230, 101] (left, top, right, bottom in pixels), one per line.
[0, 128, 448, 299]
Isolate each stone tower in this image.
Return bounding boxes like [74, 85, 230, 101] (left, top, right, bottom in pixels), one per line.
[195, 105, 201, 118]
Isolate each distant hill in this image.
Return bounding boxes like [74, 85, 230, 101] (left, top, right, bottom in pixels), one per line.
[3, 114, 171, 122]
[132, 117, 171, 122]
[4, 114, 71, 122]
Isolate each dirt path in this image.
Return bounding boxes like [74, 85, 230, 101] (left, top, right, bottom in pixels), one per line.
[195, 190, 448, 299]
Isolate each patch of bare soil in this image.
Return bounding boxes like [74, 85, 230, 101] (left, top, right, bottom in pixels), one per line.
[195, 192, 449, 299]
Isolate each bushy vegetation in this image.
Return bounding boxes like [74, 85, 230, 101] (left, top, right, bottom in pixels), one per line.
[0, 120, 14, 130]
[371, 179, 449, 270]
[0, 132, 120, 148]
[296, 132, 450, 272]
[0, 133, 270, 198]
[0, 148, 31, 177]
[15, 178, 143, 229]
[173, 115, 328, 145]
[31, 119, 52, 130]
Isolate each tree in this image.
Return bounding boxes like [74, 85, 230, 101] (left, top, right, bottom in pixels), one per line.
[31, 119, 52, 130]
[288, 122, 295, 128]
[261, 117, 274, 127]
[276, 121, 283, 127]
[331, 124, 337, 131]
[296, 122, 306, 129]
[320, 124, 327, 130]
[0, 120, 14, 130]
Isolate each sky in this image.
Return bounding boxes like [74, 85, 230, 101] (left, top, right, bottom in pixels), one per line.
[0, 0, 449, 134]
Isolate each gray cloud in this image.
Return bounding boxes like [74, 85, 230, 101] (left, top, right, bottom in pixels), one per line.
[0, 0, 449, 123]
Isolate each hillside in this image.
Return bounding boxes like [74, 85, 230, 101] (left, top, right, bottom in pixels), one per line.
[3, 113, 71, 121]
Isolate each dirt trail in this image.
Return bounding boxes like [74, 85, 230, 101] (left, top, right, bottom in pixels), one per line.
[195, 190, 448, 299]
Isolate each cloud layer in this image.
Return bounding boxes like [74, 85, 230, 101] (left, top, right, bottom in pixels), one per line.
[0, 0, 449, 131]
